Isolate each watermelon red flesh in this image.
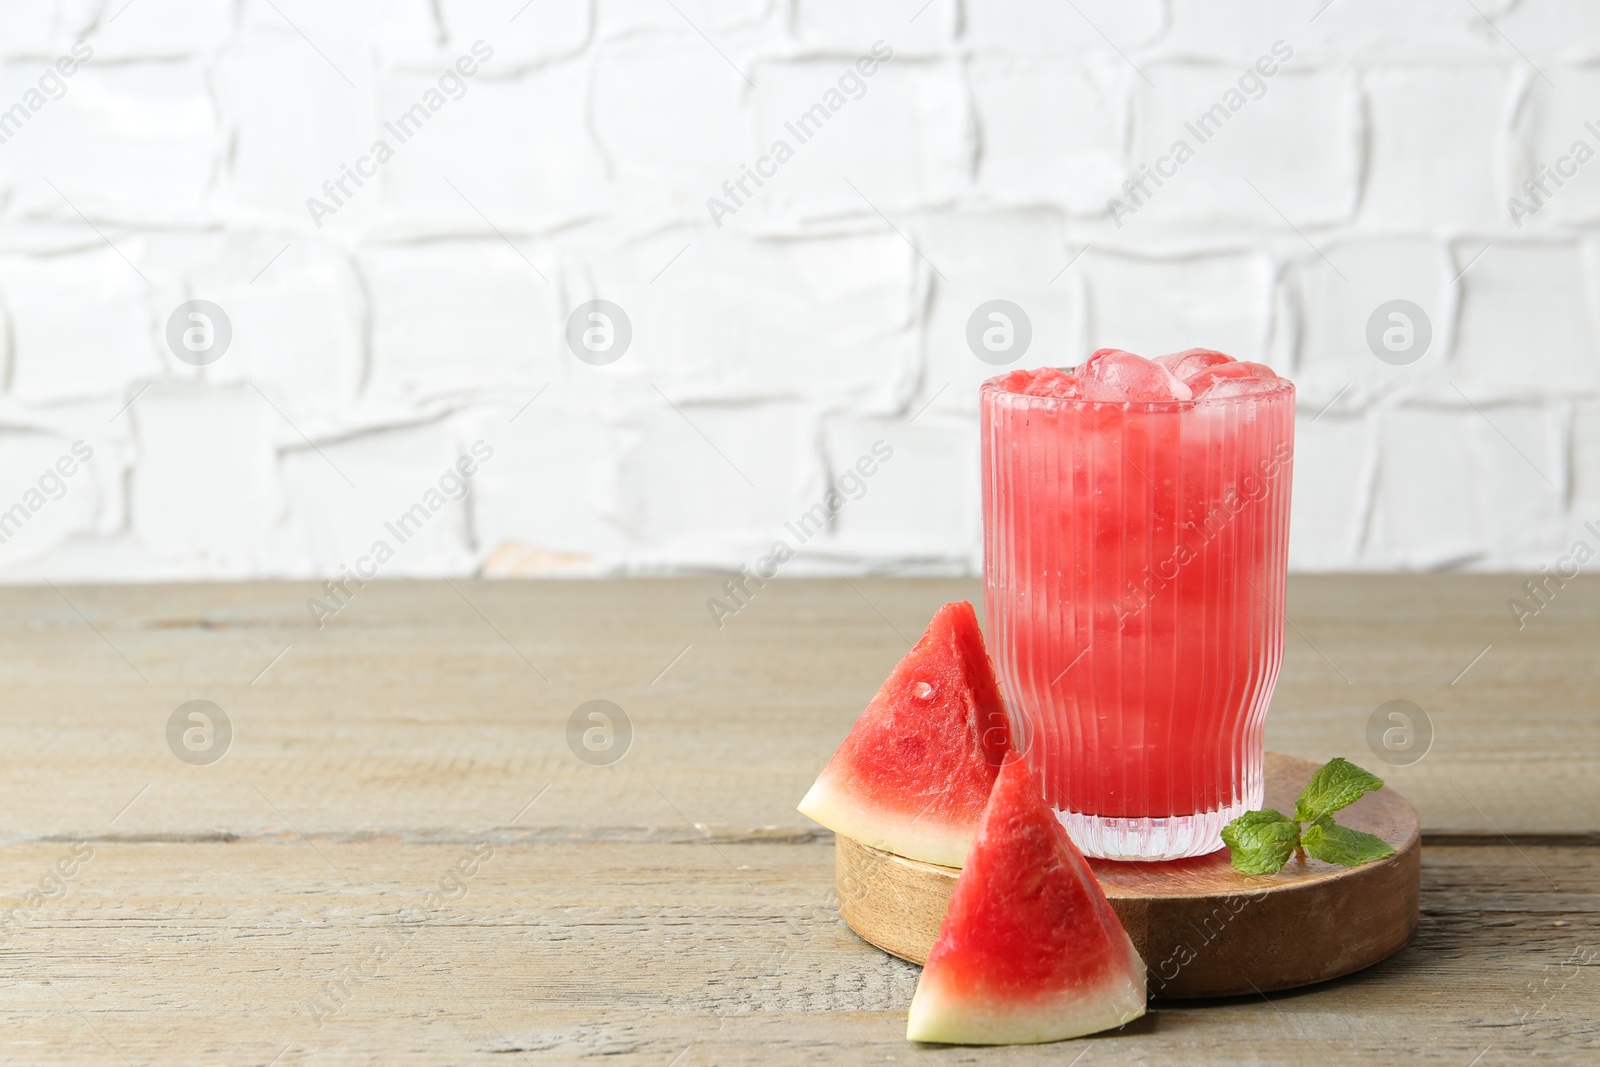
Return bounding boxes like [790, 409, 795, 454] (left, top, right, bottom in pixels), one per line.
[797, 601, 1012, 868]
[906, 754, 1146, 1045]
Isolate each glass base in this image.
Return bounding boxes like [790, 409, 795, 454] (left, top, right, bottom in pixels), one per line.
[1055, 799, 1254, 861]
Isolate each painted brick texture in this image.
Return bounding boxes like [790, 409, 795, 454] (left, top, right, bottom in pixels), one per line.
[0, 0, 1593, 578]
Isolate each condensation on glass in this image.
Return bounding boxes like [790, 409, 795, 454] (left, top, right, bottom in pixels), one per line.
[981, 377, 1295, 860]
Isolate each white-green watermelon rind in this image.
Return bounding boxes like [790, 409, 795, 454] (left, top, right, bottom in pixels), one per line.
[905, 929, 1146, 1046]
[797, 770, 974, 870]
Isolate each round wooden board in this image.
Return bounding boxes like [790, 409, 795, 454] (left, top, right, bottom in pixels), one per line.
[835, 752, 1420, 999]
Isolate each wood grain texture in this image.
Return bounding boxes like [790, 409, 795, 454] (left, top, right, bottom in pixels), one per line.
[0, 577, 1593, 1063]
[0, 576, 1592, 843]
[0, 841, 1593, 1064]
[836, 754, 1422, 997]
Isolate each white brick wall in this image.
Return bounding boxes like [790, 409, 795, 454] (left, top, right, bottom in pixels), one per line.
[0, 0, 1595, 579]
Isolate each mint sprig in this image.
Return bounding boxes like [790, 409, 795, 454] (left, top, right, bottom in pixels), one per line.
[1301, 817, 1395, 866]
[1222, 758, 1397, 874]
[1292, 757, 1385, 824]
[1219, 809, 1302, 874]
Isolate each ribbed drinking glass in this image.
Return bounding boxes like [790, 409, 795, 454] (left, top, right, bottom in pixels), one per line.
[981, 375, 1295, 860]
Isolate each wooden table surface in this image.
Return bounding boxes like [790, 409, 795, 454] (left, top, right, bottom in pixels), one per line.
[1, 576, 1595, 1065]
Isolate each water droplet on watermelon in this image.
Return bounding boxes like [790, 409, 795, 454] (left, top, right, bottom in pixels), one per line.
[914, 681, 934, 700]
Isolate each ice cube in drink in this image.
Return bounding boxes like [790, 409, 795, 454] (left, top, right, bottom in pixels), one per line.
[981, 348, 1294, 860]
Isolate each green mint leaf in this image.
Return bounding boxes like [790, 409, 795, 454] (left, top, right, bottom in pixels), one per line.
[1221, 809, 1302, 874]
[1301, 817, 1397, 867]
[1293, 757, 1385, 823]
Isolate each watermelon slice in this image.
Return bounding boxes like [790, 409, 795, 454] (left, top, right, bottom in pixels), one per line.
[797, 601, 1011, 868]
[906, 755, 1147, 1045]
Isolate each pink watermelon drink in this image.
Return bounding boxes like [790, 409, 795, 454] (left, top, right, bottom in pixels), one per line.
[981, 349, 1294, 861]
